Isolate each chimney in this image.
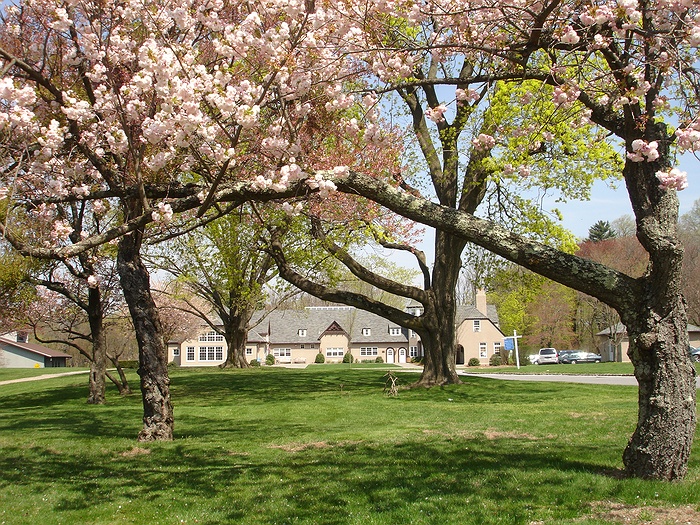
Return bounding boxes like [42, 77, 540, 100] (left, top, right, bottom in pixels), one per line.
[475, 289, 487, 316]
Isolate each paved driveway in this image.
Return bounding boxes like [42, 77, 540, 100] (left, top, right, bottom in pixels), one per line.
[460, 372, 700, 387]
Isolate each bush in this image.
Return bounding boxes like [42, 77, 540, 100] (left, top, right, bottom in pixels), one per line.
[375, 356, 384, 363]
[119, 360, 139, 369]
[315, 352, 325, 364]
[411, 356, 423, 364]
[342, 353, 354, 363]
[249, 359, 261, 367]
[167, 361, 179, 368]
[467, 357, 480, 367]
[489, 353, 503, 366]
[265, 354, 275, 366]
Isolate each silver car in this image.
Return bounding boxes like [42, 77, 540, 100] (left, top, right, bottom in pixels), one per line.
[535, 348, 558, 365]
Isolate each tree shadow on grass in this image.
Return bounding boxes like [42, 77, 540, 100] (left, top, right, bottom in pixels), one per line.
[0, 436, 619, 525]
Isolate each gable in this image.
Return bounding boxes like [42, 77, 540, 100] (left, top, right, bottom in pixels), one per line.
[321, 321, 347, 337]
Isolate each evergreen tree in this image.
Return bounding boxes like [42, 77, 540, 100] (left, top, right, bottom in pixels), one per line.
[587, 221, 617, 243]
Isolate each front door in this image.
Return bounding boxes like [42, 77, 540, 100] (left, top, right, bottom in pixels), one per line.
[386, 348, 395, 364]
[398, 348, 406, 364]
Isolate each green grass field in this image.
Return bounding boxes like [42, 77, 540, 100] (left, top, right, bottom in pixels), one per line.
[0, 366, 698, 524]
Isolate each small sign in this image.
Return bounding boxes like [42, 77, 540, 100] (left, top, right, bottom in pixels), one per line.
[504, 337, 515, 351]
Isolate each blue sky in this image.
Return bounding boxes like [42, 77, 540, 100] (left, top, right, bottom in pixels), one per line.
[556, 153, 700, 238]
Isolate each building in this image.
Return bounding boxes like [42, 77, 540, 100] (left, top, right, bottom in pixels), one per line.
[0, 332, 73, 368]
[168, 291, 504, 367]
[595, 323, 700, 362]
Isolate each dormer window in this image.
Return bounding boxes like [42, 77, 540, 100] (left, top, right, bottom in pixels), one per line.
[389, 327, 401, 336]
[199, 330, 223, 342]
[362, 328, 371, 336]
[298, 329, 307, 337]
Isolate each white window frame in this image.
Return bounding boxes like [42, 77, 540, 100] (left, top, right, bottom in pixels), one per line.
[199, 330, 224, 342]
[245, 347, 253, 356]
[389, 327, 401, 336]
[199, 346, 223, 361]
[479, 342, 487, 358]
[273, 348, 292, 357]
[409, 346, 418, 357]
[493, 342, 502, 355]
[473, 320, 481, 332]
[186, 346, 195, 361]
[172, 348, 180, 357]
[326, 347, 344, 357]
[362, 328, 371, 336]
[360, 347, 378, 356]
[298, 329, 307, 337]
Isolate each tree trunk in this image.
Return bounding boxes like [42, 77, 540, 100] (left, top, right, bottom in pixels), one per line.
[619, 137, 696, 480]
[621, 293, 696, 480]
[415, 231, 465, 387]
[106, 356, 132, 395]
[117, 229, 174, 441]
[225, 328, 251, 368]
[86, 287, 106, 405]
[222, 310, 253, 368]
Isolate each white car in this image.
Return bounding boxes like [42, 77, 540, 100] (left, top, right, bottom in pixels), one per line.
[535, 347, 558, 365]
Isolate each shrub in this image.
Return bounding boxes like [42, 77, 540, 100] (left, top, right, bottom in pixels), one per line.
[315, 352, 325, 364]
[249, 359, 261, 367]
[119, 360, 139, 369]
[167, 361, 179, 368]
[489, 353, 503, 366]
[375, 356, 384, 363]
[265, 354, 275, 366]
[467, 357, 480, 367]
[342, 353, 354, 363]
[411, 356, 423, 364]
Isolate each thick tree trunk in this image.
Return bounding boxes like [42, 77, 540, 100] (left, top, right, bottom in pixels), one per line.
[619, 139, 697, 480]
[414, 325, 461, 386]
[415, 231, 465, 387]
[86, 287, 106, 405]
[221, 309, 253, 368]
[224, 321, 252, 368]
[621, 293, 696, 480]
[117, 230, 174, 441]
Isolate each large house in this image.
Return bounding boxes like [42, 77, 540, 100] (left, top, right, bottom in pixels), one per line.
[596, 323, 700, 362]
[0, 332, 72, 368]
[167, 291, 505, 367]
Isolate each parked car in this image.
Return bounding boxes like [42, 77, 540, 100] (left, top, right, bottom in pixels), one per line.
[560, 351, 602, 364]
[557, 350, 577, 364]
[534, 347, 558, 365]
[689, 346, 700, 362]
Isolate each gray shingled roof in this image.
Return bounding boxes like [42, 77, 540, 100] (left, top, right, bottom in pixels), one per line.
[249, 307, 410, 345]
[246, 304, 502, 345]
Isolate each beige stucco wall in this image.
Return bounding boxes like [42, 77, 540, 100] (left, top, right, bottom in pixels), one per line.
[598, 332, 700, 363]
[171, 331, 227, 367]
[319, 333, 350, 363]
[456, 319, 504, 364]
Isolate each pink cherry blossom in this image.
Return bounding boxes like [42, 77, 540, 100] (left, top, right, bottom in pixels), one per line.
[656, 168, 688, 191]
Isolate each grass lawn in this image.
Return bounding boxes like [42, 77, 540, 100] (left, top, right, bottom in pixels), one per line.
[0, 366, 698, 525]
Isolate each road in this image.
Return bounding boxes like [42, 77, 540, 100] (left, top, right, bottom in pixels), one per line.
[0, 370, 89, 386]
[459, 371, 700, 387]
